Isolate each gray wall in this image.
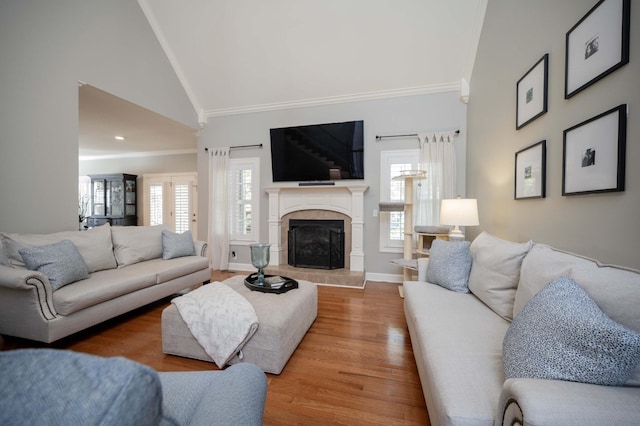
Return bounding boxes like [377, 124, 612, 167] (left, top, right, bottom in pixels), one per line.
[467, 0, 639, 268]
[0, 0, 196, 233]
[198, 91, 467, 277]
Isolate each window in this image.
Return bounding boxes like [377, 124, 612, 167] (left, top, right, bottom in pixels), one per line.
[379, 149, 420, 252]
[229, 158, 259, 244]
[143, 173, 197, 235]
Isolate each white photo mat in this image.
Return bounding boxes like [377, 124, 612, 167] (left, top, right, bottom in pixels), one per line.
[515, 141, 546, 199]
[563, 105, 626, 195]
[516, 54, 548, 129]
[565, 0, 630, 98]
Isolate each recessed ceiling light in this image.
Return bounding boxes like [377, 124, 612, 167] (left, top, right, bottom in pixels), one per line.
[114, 136, 125, 141]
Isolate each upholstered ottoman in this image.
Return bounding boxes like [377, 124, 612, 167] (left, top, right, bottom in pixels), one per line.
[162, 275, 317, 374]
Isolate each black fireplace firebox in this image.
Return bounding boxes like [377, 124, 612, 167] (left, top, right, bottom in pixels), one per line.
[288, 219, 344, 269]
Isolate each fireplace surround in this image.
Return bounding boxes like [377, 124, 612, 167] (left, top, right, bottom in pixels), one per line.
[265, 184, 368, 272]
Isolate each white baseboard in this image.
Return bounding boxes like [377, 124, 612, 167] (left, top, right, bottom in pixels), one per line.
[365, 272, 404, 284]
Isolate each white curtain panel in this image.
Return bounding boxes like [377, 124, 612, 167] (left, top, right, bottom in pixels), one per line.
[415, 132, 457, 227]
[208, 147, 230, 270]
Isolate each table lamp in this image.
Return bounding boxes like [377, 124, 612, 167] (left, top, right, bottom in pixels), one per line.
[439, 196, 479, 241]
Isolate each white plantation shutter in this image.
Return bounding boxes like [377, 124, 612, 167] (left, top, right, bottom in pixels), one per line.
[149, 183, 164, 226]
[229, 158, 259, 243]
[174, 183, 190, 233]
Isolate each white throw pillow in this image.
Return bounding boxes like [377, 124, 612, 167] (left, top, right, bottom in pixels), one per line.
[111, 225, 169, 267]
[467, 232, 533, 321]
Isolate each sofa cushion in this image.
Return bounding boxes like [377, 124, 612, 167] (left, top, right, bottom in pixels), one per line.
[468, 232, 533, 321]
[19, 240, 89, 291]
[425, 239, 472, 293]
[0, 349, 171, 426]
[162, 230, 195, 260]
[111, 225, 169, 267]
[144, 256, 210, 284]
[53, 267, 157, 315]
[403, 280, 510, 424]
[1, 224, 117, 273]
[504, 276, 640, 386]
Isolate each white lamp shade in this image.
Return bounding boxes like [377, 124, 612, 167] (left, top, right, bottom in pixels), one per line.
[439, 198, 479, 227]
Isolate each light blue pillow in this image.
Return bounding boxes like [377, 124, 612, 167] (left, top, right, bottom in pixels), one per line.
[162, 230, 196, 260]
[0, 349, 175, 425]
[19, 240, 89, 291]
[425, 239, 472, 293]
[503, 276, 640, 386]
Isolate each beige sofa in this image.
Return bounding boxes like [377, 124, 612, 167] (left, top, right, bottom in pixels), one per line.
[0, 224, 210, 343]
[404, 232, 640, 426]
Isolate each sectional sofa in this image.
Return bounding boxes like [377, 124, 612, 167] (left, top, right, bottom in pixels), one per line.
[0, 224, 210, 343]
[404, 232, 640, 425]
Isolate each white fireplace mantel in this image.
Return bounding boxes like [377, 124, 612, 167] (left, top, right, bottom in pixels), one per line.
[265, 183, 368, 271]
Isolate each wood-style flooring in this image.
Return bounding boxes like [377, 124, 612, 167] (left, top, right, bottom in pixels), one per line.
[1, 272, 430, 425]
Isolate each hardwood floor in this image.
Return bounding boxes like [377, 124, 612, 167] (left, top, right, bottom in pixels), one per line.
[1, 272, 430, 425]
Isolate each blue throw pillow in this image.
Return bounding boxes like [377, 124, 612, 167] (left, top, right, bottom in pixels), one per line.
[162, 229, 196, 260]
[19, 240, 89, 291]
[425, 239, 472, 293]
[0, 349, 175, 425]
[503, 276, 640, 386]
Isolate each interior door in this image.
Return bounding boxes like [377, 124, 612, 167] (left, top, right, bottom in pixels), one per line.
[143, 173, 197, 235]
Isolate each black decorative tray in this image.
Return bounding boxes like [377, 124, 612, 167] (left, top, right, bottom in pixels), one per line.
[244, 273, 299, 294]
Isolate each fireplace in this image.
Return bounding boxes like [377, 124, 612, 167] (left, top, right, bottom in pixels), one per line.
[288, 219, 345, 269]
[265, 184, 368, 272]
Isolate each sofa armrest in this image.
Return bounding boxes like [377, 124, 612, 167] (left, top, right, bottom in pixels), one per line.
[0, 265, 57, 320]
[194, 240, 208, 257]
[159, 363, 267, 425]
[417, 257, 430, 282]
[496, 378, 640, 426]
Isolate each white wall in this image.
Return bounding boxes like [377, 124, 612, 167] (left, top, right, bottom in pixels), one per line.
[0, 0, 196, 233]
[467, 0, 640, 268]
[198, 91, 467, 276]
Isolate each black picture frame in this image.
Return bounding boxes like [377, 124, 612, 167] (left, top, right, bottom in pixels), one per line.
[562, 104, 626, 196]
[516, 54, 549, 129]
[515, 140, 546, 200]
[565, 0, 630, 99]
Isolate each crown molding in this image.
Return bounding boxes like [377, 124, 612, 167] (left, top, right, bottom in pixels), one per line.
[204, 82, 461, 118]
[137, 0, 202, 115]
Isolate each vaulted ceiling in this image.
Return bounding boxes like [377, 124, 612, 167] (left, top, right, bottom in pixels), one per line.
[139, 0, 487, 119]
[80, 0, 487, 158]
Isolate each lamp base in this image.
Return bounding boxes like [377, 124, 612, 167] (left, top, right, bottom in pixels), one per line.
[448, 226, 465, 242]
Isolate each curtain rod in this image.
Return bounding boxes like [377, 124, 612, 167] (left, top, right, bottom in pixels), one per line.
[375, 129, 460, 141]
[204, 143, 263, 152]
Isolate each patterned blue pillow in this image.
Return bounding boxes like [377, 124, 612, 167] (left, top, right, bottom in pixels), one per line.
[425, 239, 472, 293]
[503, 276, 640, 386]
[162, 230, 196, 260]
[19, 240, 89, 291]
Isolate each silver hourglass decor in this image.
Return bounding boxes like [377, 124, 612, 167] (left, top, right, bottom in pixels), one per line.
[250, 243, 271, 286]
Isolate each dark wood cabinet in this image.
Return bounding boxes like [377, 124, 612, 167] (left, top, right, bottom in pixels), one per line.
[87, 173, 137, 227]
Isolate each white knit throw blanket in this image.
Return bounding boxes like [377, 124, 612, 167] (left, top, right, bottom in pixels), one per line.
[172, 282, 259, 368]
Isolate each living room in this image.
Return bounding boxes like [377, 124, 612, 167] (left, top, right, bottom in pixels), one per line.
[1, 0, 639, 424]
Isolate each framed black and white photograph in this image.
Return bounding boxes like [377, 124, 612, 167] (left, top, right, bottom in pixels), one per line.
[565, 0, 630, 98]
[562, 104, 626, 196]
[515, 140, 546, 199]
[516, 54, 548, 129]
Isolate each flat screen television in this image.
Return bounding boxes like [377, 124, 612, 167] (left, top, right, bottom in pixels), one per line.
[270, 120, 364, 182]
